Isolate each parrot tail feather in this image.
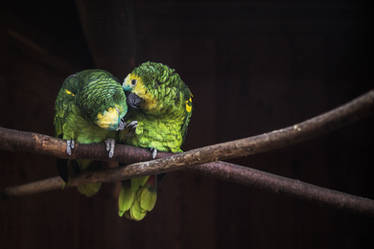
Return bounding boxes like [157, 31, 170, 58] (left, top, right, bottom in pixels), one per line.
[118, 175, 157, 221]
[75, 160, 102, 197]
[77, 182, 102, 197]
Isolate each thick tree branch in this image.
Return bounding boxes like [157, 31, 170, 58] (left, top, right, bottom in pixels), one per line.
[1, 90, 374, 216]
[1, 90, 373, 163]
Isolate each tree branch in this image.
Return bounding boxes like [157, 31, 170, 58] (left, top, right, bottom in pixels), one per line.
[3, 159, 374, 217]
[1, 90, 374, 216]
[190, 162, 374, 217]
[1, 90, 373, 163]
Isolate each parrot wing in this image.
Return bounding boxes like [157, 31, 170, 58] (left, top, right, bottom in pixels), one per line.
[54, 74, 80, 139]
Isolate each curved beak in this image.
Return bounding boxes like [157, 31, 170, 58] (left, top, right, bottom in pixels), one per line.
[126, 92, 144, 109]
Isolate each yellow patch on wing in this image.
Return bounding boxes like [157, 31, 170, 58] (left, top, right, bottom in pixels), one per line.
[96, 107, 119, 129]
[185, 96, 192, 113]
[65, 89, 75, 96]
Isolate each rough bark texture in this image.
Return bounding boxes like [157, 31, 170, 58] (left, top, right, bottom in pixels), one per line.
[1, 89, 373, 163]
[1, 90, 374, 216]
[3, 160, 374, 217]
[2, 1, 373, 248]
[190, 162, 374, 217]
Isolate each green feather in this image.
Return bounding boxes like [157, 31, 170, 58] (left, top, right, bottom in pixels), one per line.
[118, 62, 193, 220]
[131, 176, 149, 191]
[77, 182, 102, 197]
[118, 176, 157, 219]
[130, 196, 147, 221]
[139, 186, 157, 211]
[54, 69, 128, 196]
[118, 181, 135, 216]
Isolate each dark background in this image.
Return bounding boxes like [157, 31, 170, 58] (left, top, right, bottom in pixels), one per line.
[1, 0, 373, 248]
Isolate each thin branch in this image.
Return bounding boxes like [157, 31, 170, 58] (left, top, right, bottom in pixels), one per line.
[190, 162, 374, 217]
[1, 90, 374, 216]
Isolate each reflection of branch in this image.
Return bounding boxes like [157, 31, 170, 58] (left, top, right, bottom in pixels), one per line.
[1, 90, 374, 216]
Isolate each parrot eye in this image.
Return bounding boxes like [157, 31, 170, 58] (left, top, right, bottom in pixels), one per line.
[131, 79, 137, 86]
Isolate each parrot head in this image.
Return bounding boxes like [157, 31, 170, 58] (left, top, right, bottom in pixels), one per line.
[95, 104, 127, 131]
[122, 61, 193, 116]
[77, 70, 128, 131]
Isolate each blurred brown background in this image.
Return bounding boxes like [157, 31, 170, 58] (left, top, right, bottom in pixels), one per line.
[0, 1, 373, 248]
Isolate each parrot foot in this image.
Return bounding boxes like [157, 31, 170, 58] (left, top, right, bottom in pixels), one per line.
[126, 120, 138, 136]
[150, 148, 157, 159]
[117, 118, 126, 131]
[105, 138, 116, 158]
[66, 139, 75, 156]
[117, 119, 137, 132]
[125, 120, 138, 130]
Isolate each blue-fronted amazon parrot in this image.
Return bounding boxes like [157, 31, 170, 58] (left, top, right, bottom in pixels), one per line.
[54, 69, 136, 197]
[118, 61, 193, 220]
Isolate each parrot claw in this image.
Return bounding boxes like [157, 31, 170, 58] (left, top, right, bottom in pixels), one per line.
[117, 118, 126, 131]
[126, 120, 138, 130]
[105, 138, 116, 158]
[66, 139, 75, 156]
[117, 119, 137, 132]
[125, 120, 138, 136]
[150, 148, 157, 159]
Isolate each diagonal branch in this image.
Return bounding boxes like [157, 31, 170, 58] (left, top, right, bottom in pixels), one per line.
[3, 159, 374, 217]
[1, 90, 374, 216]
[1, 90, 373, 164]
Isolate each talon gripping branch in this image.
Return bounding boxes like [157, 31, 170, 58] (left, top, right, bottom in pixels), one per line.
[118, 61, 193, 221]
[54, 69, 128, 197]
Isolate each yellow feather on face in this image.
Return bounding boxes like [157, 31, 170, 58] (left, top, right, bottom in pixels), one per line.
[96, 107, 119, 129]
[123, 74, 158, 111]
[119, 61, 193, 221]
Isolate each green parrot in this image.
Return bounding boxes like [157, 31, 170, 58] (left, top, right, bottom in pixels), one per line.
[54, 69, 136, 197]
[118, 61, 193, 220]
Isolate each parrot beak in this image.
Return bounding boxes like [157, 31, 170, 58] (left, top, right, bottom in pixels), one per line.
[126, 92, 144, 109]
